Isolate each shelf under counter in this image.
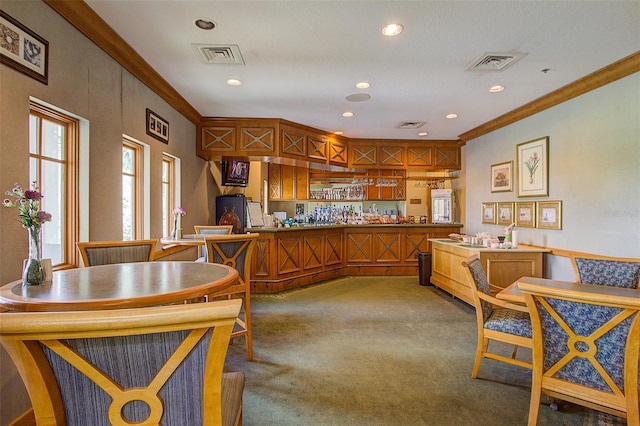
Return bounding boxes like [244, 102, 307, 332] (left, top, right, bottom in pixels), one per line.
[428, 239, 550, 305]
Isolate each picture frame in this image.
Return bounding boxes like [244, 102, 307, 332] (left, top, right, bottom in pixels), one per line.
[537, 200, 562, 230]
[515, 201, 536, 228]
[481, 202, 497, 225]
[146, 108, 169, 144]
[0, 10, 49, 85]
[490, 161, 512, 192]
[497, 202, 515, 226]
[516, 136, 549, 197]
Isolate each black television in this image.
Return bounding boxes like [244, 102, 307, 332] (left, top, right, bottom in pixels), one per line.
[221, 160, 250, 187]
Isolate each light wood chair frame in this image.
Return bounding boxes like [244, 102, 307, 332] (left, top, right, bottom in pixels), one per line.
[76, 239, 157, 267]
[569, 252, 640, 287]
[462, 255, 533, 378]
[520, 281, 640, 425]
[194, 225, 234, 235]
[0, 300, 243, 426]
[204, 233, 259, 361]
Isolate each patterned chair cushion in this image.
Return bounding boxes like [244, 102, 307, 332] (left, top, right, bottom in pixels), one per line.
[575, 258, 640, 289]
[485, 308, 533, 338]
[536, 298, 634, 392]
[465, 258, 493, 321]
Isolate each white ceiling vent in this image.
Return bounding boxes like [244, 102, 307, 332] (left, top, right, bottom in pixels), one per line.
[396, 121, 426, 129]
[466, 52, 526, 71]
[193, 44, 245, 65]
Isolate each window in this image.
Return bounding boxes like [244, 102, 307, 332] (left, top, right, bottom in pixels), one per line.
[162, 155, 175, 237]
[29, 102, 79, 268]
[122, 140, 143, 240]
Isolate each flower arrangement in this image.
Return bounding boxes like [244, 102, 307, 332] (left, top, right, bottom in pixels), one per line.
[171, 206, 186, 239]
[3, 182, 52, 285]
[3, 182, 52, 228]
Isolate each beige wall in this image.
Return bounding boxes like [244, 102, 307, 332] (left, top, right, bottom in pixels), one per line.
[0, 1, 219, 423]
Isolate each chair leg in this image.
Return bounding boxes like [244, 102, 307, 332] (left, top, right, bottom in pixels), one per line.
[471, 338, 488, 378]
[243, 289, 253, 361]
[527, 389, 542, 426]
[510, 344, 518, 359]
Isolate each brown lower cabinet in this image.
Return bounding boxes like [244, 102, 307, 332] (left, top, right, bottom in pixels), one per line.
[250, 224, 461, 292]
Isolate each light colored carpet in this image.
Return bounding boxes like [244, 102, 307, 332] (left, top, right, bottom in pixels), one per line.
[224, 276, 627, 425]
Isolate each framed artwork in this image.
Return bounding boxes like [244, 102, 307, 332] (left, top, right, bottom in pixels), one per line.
[0, 10, 49, 84]
[537, 200, 562, 230]
[146, 108, 169, 143]
[515, 201, 536, 228]
[497, 202, 515, 226]
[517, 136, 548, 197]
[481, 202, 497, 225]
[491, 161, 512, 192]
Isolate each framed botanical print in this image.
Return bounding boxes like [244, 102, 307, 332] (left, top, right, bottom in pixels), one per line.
[491, 161, 512, 192]
[537, 200, 562, 230]
[515, 201, 536, 228]
[517, 136, 549, 197]
[481, 202, 497, 225]
[497, 202, 515, 226]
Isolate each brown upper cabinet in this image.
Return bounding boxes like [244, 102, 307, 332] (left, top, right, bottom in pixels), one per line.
[197, 117, 462, 171]
[269, 164, 308, 201]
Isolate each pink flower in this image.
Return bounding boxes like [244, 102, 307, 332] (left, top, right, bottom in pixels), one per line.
[173, 206, 186, 216]
[24, 190, 43, 201]
[37, 211, 52, 223]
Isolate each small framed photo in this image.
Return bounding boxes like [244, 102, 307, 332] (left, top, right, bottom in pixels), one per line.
[497, 202, 515, 226]
[146, 108, 169, 144]
[481, 202, 497, 225]
[537, 200, 562, 230]
[517, 136, 549, 197]
[491, 161, 512, 192]
[515, 201, 536, 228]
[0, 10, 49, 84]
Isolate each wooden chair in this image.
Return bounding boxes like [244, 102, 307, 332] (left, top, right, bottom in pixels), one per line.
[204, 233, 259, 361]
[76, 239, 157, 267]
[194, 225, 234, 262]
[462, 255, 533, 378]
[0, 300, 245, 426]
[569, 253, 640, 289]
[519, 280, 640, 426]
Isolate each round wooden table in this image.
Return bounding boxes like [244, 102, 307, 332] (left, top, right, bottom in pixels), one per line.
[0, 261, 239, 312]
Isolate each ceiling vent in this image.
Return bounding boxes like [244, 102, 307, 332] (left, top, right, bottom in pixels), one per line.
[396, 121, 426, 129]
[193, 44, 245, 65]
[466, 52, 526, 71]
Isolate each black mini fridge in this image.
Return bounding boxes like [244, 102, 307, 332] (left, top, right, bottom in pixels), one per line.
[216, 194, 247, 234]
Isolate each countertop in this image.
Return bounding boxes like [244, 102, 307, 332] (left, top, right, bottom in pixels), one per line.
[249, 223, 464, 233]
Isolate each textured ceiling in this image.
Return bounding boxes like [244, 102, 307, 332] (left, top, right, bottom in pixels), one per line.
[85, 1, 640, 140]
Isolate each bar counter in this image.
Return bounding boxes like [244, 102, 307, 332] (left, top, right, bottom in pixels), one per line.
[249, 223, 463, 292]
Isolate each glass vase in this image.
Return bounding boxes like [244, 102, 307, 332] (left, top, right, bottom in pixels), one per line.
[23, 226, 45, 286]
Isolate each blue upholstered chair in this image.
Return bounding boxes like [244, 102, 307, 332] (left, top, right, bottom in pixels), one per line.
[462, 255, 533, 378]
[520, 280, 640, 426]
[76, 239, 157, 267]
[573, 256, 640, 289]
[194, 225, 233, 262]
[0, 300, 244, 426]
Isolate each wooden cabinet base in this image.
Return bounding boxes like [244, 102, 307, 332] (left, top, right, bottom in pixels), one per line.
[250, 225, 462, 293]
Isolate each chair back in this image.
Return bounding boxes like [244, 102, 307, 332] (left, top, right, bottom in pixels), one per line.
[520, 280, 640, 423]
[0, 300, 243, 426]
[462, 255, 493, 322]
[194, 225, 233, 261]
[204, 234, 259, 292]
[573, 256, 640, 289]
[76, 239, 157, 267]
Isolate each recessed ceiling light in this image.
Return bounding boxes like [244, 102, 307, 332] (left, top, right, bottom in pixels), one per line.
[342, 112, 354, 118]
[356, 82, 370, 89]
[381, 23, 403, 36]
[446, 113, 458, 119]
[226, 78, 242, 86]
[194, 18, 216, 30]
[489, 85, 504, 93]
[418, 132, 428, 137]
[334, 131, 344, 135]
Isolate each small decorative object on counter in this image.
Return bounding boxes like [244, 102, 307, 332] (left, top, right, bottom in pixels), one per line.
[3, 182, 53, 285]
[172, 206, 186, 239]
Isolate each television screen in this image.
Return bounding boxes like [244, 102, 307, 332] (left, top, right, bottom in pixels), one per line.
[222, 160, 250, 187]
